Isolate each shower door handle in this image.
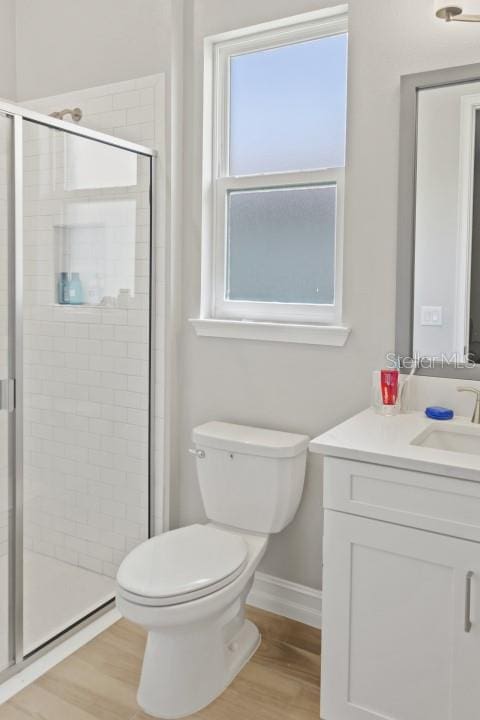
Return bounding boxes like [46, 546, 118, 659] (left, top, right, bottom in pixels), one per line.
[0, 378, 15, 412]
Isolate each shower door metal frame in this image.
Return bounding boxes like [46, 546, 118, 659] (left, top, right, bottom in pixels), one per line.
[0, 99, 157, 683]
[12, 114, 24, 668]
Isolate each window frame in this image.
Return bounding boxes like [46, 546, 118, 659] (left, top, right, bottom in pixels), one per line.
[201, 8, 349, 326]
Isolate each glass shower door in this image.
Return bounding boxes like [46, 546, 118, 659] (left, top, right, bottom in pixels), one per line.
[0, 114, 13, 671]
[22, 120, 152, 653]
[0, 103, 155, 680]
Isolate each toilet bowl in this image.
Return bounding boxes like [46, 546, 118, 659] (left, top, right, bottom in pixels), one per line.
[116, 421, 309, 719]
[117, 524, 268, 718]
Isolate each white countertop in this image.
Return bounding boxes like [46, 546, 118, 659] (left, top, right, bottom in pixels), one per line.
[309, 408, 480, 482]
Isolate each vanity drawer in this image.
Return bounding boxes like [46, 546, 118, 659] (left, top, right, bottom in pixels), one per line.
[324, 457, 480, 542]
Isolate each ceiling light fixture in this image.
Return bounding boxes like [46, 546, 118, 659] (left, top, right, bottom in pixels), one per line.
[435, 4, 480, 21]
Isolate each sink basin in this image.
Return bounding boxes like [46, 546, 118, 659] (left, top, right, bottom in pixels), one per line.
[412, 423, 480, 456]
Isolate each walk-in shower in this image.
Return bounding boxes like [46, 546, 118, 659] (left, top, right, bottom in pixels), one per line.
[0, 101, 155, 679]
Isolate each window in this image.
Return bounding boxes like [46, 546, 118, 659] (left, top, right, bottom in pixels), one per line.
[198, 9, 349, 340]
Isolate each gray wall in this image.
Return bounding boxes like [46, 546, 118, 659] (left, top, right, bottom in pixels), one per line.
[3, 0, 480, 591]
[6, 0, 171, 101]
[174, 0, 480, 590]
[0, 0, 16, 100]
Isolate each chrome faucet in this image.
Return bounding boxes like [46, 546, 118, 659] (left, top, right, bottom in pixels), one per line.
[457, 387, 480, 423]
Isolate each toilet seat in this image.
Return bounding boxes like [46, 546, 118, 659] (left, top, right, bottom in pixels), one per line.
[116, 524, 249, 607]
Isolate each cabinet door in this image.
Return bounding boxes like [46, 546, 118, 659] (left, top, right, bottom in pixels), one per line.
[321, 511, 480, 720]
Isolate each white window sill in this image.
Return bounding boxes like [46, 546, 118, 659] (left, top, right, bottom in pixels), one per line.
[189, 318, 351, 346]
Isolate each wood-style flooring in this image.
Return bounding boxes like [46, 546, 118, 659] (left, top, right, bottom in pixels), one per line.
[0, 607, 321, 720]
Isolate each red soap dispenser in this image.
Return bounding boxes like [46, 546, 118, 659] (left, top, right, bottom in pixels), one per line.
[381, 369, 399, 407]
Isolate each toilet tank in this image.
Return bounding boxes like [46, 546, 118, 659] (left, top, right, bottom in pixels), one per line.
[192, 421, 309, 534]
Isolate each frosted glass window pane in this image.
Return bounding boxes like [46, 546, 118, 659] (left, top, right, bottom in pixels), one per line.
[227, 185, 336, 304]
[229, 33, 347, 175]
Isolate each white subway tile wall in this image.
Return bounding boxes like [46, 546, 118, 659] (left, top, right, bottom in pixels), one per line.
[22, 126, 150, 578]
[19, 75, 165, 580]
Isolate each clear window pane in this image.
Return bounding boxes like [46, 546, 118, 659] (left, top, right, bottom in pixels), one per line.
[226, 185, 336, 305]
[229, 33, 348, 176]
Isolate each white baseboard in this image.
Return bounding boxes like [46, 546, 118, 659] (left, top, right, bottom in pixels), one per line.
[248, 572, 322, 629]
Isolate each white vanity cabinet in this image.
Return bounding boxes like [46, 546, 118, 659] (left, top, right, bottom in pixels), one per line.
[321, 457, 480, 720]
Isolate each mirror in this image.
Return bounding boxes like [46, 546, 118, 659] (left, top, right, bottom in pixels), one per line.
[397, 63, 480, 375]
[414, 81, 480, 364]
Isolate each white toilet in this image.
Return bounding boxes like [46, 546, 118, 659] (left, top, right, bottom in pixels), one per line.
[116, 421, 309, 719]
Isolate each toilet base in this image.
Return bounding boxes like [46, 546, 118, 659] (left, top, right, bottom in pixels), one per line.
[225, 618, 261, 683]
[137, 616, 261, 719]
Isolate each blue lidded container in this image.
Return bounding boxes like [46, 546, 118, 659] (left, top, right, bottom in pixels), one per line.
[425, 406, 454, 421]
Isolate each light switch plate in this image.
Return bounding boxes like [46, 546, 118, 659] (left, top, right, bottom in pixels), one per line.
[421, 306, 443, 326]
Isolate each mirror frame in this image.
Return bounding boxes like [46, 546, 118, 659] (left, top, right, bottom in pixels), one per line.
[397, 61, 480, 378]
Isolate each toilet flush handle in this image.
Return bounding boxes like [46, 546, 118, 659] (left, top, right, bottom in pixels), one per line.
[188, 448, 205, 459]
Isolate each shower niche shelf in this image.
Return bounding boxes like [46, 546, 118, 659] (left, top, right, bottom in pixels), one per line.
[55, 223, 106, 307]
[51, 302, 104, 310]
[54, 219, 136, 308]
[50, 302, 128, 310]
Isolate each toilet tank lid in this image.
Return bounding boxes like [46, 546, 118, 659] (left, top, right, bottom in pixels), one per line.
[193, 421, 309, 458]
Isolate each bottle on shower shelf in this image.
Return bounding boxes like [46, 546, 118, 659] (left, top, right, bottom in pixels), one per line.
[87, 273, 104, 305]
[58, 272, 70, 304]
[68, 272, 84, 305]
